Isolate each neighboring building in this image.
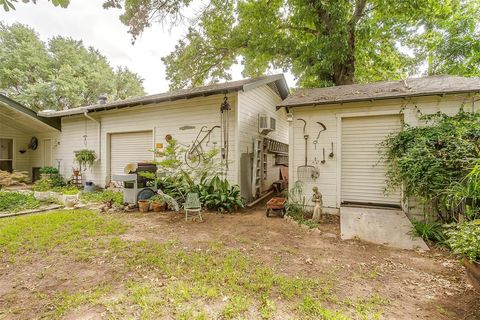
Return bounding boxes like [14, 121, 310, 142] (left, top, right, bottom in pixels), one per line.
[1, 75, 289, 202]
[277, 76, 480, 219]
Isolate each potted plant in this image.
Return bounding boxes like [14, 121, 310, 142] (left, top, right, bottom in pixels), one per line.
[60, 186, 79, 208]
[72, 167, 81, 177]
[32, 178, 52, 201]
[74, 149, 97, 172]
[150, 195, 167, 212]
[446, 220, 480, 291]
[138, 199, 151, 213]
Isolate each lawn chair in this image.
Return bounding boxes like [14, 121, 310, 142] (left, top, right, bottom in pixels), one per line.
[184, 193, 203, 222]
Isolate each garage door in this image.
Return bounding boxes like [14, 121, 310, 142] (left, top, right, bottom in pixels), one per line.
[341, 115, 401, 207]
[110, 131, 153, 177]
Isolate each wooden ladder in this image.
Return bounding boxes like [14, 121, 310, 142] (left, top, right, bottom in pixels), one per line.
[251, 138, 263, 199]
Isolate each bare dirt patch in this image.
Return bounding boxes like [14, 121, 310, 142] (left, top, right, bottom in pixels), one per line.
[0, 206, 478, 319]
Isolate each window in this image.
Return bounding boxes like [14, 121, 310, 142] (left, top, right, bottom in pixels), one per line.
[0, 138, 13, 172]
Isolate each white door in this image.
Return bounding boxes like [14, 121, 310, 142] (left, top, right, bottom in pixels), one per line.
[43, 139, 53, 167]
[109, 131, 153, 178]
[341, 114, 402, 207]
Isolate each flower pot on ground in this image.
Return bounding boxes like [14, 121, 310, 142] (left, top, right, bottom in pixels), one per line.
[463, 258, 480, 292]
[150, 195, 167, 212]
[138, 200, 150, 212]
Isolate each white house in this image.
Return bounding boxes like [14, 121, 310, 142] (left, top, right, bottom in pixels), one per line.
[277, 76, 480, 220]
[2, 75, 289, 202]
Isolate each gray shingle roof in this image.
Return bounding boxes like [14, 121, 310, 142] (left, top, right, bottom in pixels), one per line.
[277, 76, 480, 109]
[39, 74, 289, 117]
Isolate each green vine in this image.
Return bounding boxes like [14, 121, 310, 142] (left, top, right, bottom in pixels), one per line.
[382, 108, 480, 222]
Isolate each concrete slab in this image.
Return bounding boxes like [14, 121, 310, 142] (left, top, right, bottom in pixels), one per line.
[340, 206, 429, 250]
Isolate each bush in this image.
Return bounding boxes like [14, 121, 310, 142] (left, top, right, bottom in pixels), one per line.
[410, 220, 446, 244]
[39, 166, 59, 174]
[194, 176, 243, 213]
[382, 109, 480, 222]
[32, 179, 52, 192]
[446, 220, 480, 262]
[0, 191, 40, 212]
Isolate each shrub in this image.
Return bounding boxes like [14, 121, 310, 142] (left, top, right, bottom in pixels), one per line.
[0, 191, 40, 212]
[446, 220, 480, 262]
[39, 166, 59, 174]
[32, 179, 52, 192]
[0, 170, 28, 189]
[410, 220, 446, 244]
[194, 176, 243, 213]
[382, 109, 480, 222]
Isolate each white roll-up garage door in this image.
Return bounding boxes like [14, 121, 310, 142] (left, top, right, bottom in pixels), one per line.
[341, 115, 401, 206]
[110, 131, 153, 177]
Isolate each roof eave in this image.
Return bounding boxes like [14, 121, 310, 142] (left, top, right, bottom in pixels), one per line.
[0, 94, 61, 130]
[276, 89, 480, 110]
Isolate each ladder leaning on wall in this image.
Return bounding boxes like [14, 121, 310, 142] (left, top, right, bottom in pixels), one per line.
[251, 138, 263, 199]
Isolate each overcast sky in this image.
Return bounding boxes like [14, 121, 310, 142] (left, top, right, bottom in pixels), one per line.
[0, 0, 294, 95]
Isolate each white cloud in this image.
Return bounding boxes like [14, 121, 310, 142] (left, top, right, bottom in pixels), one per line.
[0, 0, 295, 94]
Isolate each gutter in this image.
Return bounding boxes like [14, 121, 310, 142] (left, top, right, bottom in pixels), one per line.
[83, 111, 102, 161]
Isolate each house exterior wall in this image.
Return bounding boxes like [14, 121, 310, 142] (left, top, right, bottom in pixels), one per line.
[55, 93, 238, 188]
[0, 122, 59, 178]
[237, 85, 288, 194]
[288, 93, 475, 217]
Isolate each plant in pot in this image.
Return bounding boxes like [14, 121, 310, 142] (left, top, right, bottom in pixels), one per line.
[72, 167, 80, 177]
[446, 220, 480, 291]
[150, 194, 167, 212]
[74, 150, 97, 172]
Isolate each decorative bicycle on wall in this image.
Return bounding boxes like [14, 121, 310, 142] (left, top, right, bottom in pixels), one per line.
[185, 125, 220, 168]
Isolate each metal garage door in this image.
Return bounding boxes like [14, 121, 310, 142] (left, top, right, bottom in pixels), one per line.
[341, 115, 401, 207]
[110, 131, 153, 177]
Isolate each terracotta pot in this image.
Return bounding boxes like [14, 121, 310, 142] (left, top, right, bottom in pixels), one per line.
[463, 258, 480, 292]
[138, 200, 150, 213]
[151, 202, 166, 212]
[73, 170, 80, 177]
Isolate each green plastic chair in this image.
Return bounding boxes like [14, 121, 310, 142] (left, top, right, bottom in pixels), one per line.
[184, 193, 202, 222]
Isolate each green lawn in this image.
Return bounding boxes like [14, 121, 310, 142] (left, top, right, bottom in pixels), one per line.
[0, 210, 387, 319]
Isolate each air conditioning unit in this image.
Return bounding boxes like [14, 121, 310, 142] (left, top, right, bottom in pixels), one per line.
[259, 114, 276, 135]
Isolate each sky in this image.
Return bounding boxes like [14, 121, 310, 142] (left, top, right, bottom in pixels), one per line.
[0, 0, 295, 94]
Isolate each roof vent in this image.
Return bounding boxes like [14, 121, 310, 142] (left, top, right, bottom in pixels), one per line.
[98, 94, 107, 105]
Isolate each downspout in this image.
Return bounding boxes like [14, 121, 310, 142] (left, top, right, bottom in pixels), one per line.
[83, 111, 101, 161]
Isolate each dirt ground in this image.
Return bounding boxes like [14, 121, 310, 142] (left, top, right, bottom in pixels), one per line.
[0, 205, 479, 319]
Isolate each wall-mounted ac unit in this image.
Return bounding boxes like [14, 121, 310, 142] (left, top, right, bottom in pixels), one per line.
[259, 114, 276, 135]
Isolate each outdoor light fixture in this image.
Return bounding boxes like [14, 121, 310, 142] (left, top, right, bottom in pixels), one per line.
[286, 113, 294, 122]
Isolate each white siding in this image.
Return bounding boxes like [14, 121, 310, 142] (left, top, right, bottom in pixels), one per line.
[57, 94, 238, 187]
[289, 94, 475, 214]
[0, 122, 59, 178]
[110, 131, 154, 176]
[238, 85, 288, 192]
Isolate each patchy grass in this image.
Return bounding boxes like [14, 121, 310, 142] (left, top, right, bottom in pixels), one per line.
[0, 191, 40, 213]
[0, 209, 389, 319]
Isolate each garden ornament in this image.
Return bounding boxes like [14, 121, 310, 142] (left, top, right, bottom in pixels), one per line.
[311, 186, 323, 222]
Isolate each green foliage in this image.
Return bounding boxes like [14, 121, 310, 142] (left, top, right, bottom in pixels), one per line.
[74, 149, 97, 171]
[0, 191, 40, 212]
[39, 166, 59, 174]
[0, 23, 144, 111]
[382, 109, 480, 222]
[32, 178, 53, 192]
[410, 220, 446, 244]
[32, 175, 67, 192]
[0, 0, 69, 11]
[446, 220, 480, 262]
[151, 139, 242, 212]
[53, 186, 79, 195]
[285, 181, 318, 227]
[80, 190, 124, 206]
[110, 0, 480, 88]
[448, 160, 480, 220]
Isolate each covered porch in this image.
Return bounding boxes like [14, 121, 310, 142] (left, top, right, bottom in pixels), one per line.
[0, 94, 61, 181]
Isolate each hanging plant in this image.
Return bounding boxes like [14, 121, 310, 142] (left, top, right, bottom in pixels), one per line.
[74, 149, 97, 171]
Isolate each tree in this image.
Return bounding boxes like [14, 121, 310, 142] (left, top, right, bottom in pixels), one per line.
[0, 23, 145, 111]
[105, 0, 480, 89]
[0, 0, 69, 11]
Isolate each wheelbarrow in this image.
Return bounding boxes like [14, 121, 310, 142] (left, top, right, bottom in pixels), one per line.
[266, 197, 287, 217]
